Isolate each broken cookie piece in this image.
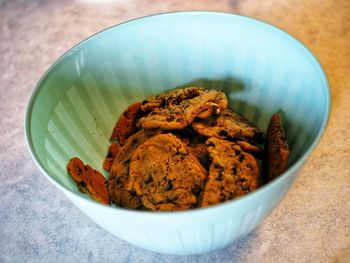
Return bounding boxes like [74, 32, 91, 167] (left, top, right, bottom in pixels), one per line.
[67, 157, 110, 205]
[201, 138, 261, 207]
[263, 113, 289, 182]
[127, 133, 207, 211]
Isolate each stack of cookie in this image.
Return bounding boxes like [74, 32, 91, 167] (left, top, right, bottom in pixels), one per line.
[67, 87, 289, 211]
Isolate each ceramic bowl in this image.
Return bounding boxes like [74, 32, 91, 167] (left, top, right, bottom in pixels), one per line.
[25, 11, 330, 255]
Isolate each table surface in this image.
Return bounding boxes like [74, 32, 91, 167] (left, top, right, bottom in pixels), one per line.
[1, 0, 349, 262]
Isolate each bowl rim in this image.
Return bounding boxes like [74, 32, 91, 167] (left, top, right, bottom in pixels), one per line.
[25, 10, 331, 217]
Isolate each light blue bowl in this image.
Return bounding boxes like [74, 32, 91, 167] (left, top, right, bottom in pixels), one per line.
[25, 11, 330, 255]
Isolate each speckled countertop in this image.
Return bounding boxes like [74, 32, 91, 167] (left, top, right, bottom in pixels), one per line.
[1, 0, 349, 262]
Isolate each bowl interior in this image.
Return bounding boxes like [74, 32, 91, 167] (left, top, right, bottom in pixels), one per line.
[26, 12, 329, 201]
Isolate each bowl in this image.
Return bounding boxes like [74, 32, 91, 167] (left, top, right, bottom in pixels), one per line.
[25, 11, 330, 255]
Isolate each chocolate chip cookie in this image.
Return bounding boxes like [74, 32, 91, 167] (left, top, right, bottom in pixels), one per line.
[67, 157, 110, 204]
[127, 133, 207, 211]
[192, 108, 265, 144]
[263, 113, 289, 182]
[201, 138, 261, 207]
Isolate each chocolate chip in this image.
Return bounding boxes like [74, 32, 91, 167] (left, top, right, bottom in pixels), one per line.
[216, 170, 223, 181]
[232, 166, 237, 175]
[238, 154, 245, 162]
[165, 180, 173, 191]
[160, 98, 166, 107]
[218, 130, 228, 137]
[234, 149, 241, 156]
[187, 90, 200, 99]
[144, 176, 153, 184]
[173, 96, 183, 105]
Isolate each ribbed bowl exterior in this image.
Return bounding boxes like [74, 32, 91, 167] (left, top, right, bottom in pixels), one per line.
[26, 12, 330, 255]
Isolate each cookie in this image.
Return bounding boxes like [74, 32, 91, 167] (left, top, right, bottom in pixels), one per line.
[192, 108, 265, 144]
[103, 143, 120, 172]
[108, 129, 160, 209]
[138, 89, 228, 130]
[263, 113, 289, 182]
[110, 102, 143, 146]
[67, 157, 109, 204]
[127, 133, 207, 211]
[201, 138, 261, 207]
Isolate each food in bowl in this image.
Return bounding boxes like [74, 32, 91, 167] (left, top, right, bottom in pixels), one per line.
[67, 157, 110, 204]
[67, 87, 289, 211]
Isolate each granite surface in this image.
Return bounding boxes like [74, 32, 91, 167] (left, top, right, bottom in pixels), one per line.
[1, 0, 349, 262]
